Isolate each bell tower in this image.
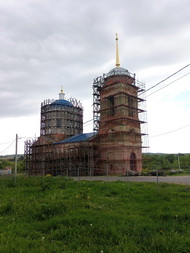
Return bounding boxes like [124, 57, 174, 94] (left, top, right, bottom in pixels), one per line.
[93, 34, 146, 175]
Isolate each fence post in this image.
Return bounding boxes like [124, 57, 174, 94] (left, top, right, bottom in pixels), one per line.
[90, 167, 92, 181]
[106, 164, 109, 182]
[14, 134, 18, 185]
[78, 166, 80, 180]
[156, 167, 159, 185]
[178, 153, 181, 172]
[126, 167, 129, 190]
[66, 166, 68, 178]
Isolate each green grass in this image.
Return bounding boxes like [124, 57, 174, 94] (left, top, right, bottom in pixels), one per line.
[1, 176, 190, 253]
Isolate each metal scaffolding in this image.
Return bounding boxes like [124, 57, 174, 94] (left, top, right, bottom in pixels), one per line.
[40, 97, 83, 137]
[24, 138, 99, 176]
[93, 72, 148, 151]
[92, 75, 104, 132]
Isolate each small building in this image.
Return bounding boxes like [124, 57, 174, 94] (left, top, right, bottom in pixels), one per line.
[0, 166, 12, 175]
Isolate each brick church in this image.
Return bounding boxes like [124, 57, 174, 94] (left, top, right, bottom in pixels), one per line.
[25, 35, 146, 176]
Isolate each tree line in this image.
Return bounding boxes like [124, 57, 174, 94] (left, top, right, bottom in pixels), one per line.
[0, 156, 25, 172]
[142, 153, 190, 171]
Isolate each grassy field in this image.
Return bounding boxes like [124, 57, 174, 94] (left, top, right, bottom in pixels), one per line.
[1, 176, 190, 253]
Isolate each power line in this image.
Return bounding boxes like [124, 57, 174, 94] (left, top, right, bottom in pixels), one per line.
[0, 141, 14, 145]
[0, 139, 15, 154]
[83, 119, 93, 125]
[19, 136, 37, 139]
[144, 65, 190, 138]
[147, 71, 190, 97]
[140, 63, 190, 95]
[84, 122, 93, 128]
[150, 123, 190, 138]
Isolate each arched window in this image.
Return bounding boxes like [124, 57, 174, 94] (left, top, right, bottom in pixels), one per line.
[130, 152, 136, 171]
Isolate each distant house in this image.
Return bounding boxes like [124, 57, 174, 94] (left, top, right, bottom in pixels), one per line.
[0, 166, 12, 175]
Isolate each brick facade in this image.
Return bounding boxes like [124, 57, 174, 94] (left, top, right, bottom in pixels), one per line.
[96, 73, 143, 175]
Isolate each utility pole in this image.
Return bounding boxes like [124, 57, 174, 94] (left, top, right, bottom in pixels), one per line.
[14, 134, 18, 184]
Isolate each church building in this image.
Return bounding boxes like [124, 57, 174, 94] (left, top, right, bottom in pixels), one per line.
[25, 35, 147, 176]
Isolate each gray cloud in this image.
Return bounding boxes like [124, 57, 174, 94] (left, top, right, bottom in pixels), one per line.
[0, 0, 189, 119]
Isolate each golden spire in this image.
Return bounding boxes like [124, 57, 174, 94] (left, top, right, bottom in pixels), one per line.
[60, 85, 64, 93]
[115, 33, 120, 67]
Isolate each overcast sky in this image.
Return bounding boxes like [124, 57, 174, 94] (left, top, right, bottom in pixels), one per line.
[0, 0, 190, 155]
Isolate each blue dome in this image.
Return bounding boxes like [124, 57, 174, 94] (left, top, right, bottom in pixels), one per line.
[107, 67, 131, 77]
[51, 99, 73, 107]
